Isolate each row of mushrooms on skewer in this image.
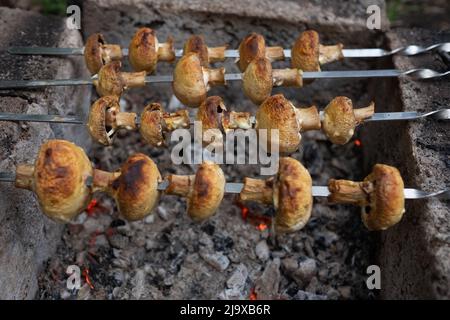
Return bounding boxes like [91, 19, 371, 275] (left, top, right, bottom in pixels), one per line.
[14, 139, 405, 232]
[88, 94, 375, 151]
[85, 28, 343, 75]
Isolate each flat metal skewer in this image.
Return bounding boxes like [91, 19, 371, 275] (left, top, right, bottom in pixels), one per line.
[0, 109, 448, 125]
[8, 43, 450, 58]
[0, 68, 449, 90]
[0, 171, 447, 200]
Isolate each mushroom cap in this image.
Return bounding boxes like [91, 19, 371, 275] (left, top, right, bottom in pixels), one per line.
[196, 96, 227, 131]
[256, 94, 301, 154]
[273, 157, 313, 233]
[95, 61, 125, 97]
[84, 33, 107, 75]
[187, 161, 225, 221]
[362, 164, 405, 231]
[87, 96, 121, 146]
[111, 153, 161, 221]
[238, 33, 266, 72]
[242, 57, 273, 105]
[173, 52, 207, 107]
[139, 103, 165, 147]
[128, 27, 158, 73]
[184, 35, 209, 67]
[322, 96, 356, 145]
[33, 140, 93, 222]
[291, 30, 320, 72]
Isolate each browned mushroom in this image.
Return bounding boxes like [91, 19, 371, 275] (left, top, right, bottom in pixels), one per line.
[93, 61, 146, 97]
[242, 57, 302, 104]
[165, 161, 225, 221]
[139, 102, 190, 147]
[84, 33, 123, 75]
[14, 140, 93, 222]
[237, 33, 285, 72]
[183, 35, 227, 66]
[96, 153, 162, 221]
[173, 52, 226, 107]
[321, 96, 374, 145]
[239, 157, 313, 233]
[256, 94, 321, 154]
[328, 164, 405, 231]
[87, 96, 137, 146]
[291, 30, 344, 72]
[128, 27, 175, 73]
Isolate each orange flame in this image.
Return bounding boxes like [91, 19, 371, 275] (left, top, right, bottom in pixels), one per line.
[354, 139, 362, 147]
[257, 223, 268, 231]
[249, 288, 257, 300]
[86, 199, 98, 216]
[82, 268, 94, 290]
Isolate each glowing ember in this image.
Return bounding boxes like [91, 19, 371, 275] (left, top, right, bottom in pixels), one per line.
[249, 288, 257, 300]
[241, 206, 249, 220]
[86, 199, 98, 215]
[256, 223, 268, 231]
[354, 139, 362, 147]
[82, 268, 94, 290]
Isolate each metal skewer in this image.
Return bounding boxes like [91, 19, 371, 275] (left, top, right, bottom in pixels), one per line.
[0, 68, 449, 90]
[0, 171, 447, 199]
[0, 109, 448, 125]
[8, 43, 450, 58]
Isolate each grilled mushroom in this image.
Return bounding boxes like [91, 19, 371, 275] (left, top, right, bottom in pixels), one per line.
[328, 164, 405, 231]
[291, 30, 344, 72]
[183, 35, 227, 66]
[165, 162, 225, 221]
[239, 157, 313, 233]
[14, 140, 93, 222]
[87, 96, 137, 146]
[173, 52, 226, 107]
[256, 94, 321, 154]
[140, 102, 190, 147]
[105, 153, 162, 221]
[84, 33, 122, 75]
[242, 57, 302, 104]
[237, 33, 285, 72]
[197, 96, 252, 132]
[322, 96, 374, 145]
[128, 27, 175, 73]
[94, 61, 146, 97]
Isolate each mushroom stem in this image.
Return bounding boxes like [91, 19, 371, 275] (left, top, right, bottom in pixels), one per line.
[266, 46, 285, 62]
[115, 112, 137, 129]
[272, 68, 302, 87]
[163, 109, 190, 131]
[165, 174, 195, 197]
[328, 179, 370, 206]
[120, 71, 147, 88]
[295, 106, 321, 131]
[224, 111, 252, 130]
[239, 177, 273, 205]
[319, 43, 344, 65]
[354, 102, 375, 124]
[102, 44, 123, 62]
[207, 46, 227, 63]
[157, 38, 176, 62]
[15, 164, 35, 190]
[92, 169, 120, 193]
[205, 67, 226, 86]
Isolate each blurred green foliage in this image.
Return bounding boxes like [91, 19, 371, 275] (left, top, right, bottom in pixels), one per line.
[34, 0, 67, 16]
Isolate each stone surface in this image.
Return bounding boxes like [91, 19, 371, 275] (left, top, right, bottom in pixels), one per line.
[0, 7, 90, 299]
[363, 28, 450, 299]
